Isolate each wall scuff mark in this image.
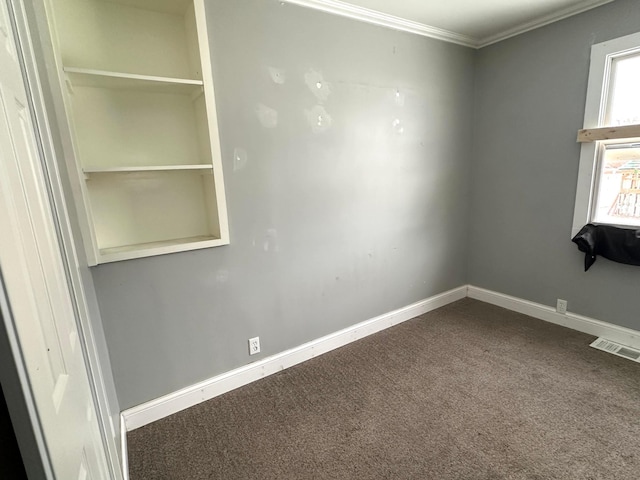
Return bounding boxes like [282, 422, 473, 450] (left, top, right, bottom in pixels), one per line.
[233, 148, 248, 171]
[392, 118, 404, 135]
[216, 269, 229, 283]
[256, 103, 278, 128]
[268, 67, 286, 84]
[304, 69, 331, 103]
[305, 105, 333, 133]
[263, 229, 280, 253]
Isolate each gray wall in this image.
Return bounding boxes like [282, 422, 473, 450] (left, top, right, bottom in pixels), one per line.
[91, 0, 475, 409]
[469, 0, 640, 331]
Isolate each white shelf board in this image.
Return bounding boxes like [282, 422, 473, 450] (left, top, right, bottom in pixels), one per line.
[100, 0, 191, 15]
[83, 164, 213, 174]
[64, 67, 203, 94]
[98, 235, 228, 264]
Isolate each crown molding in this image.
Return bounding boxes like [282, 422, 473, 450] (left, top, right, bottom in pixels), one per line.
[281, 0, 477, 48]
[476, 0, 614, 48]
[281, 0, 615, 50]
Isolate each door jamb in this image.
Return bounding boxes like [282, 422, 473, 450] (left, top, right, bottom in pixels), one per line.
[5, 1, 124, 478]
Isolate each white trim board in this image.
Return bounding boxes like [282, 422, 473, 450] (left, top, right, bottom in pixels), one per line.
[280, 0, 614, 49]
[121, 285, 467, 431]
[468, 285, 640, 350]
[120, 415, 129, 480]
[282, 0, 475, 47]
[476, 0, 614, 48]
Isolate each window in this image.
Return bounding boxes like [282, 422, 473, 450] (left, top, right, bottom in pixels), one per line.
[572, 32, 640, 236]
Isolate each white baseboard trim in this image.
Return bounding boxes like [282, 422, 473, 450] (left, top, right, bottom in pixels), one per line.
[121, 285, 640, 435]
[122, 285, 467, 431]
[468, 285, 640, 350]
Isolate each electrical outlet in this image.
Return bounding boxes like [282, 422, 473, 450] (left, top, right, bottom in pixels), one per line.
[248, 336, 260, 355]
[556, 299, 568, 315]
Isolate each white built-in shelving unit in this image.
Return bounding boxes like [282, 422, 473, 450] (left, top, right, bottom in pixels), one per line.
[45, 0, 229, 264]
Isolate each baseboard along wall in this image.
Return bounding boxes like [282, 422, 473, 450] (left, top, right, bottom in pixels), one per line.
[121, 285, 467, 431]
[121, 284, 640, 435]
[467, 286, 640, 351]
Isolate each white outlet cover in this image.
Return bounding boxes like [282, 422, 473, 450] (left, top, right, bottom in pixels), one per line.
[249, 337, 260, 355]
[556, 299, 568, 314]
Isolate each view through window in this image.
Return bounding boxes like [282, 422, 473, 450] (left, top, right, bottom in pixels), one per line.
[588, 47, 640, 228]
[592, 142, 640, 226]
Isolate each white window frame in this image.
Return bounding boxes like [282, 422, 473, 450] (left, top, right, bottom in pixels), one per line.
[572, 31, 640, 237]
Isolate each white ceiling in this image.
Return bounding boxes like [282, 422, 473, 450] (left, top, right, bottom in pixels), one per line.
[286, 0, 615, 47]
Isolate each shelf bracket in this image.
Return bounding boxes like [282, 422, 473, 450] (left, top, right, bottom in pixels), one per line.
[64, 72, 74, 95]
[190, 86, 204, 103]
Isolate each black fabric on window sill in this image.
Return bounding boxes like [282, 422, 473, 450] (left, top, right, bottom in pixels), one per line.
[572, 223, 640, 271]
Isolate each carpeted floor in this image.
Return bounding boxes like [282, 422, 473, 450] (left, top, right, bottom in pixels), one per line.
[127, 299, 640, 479]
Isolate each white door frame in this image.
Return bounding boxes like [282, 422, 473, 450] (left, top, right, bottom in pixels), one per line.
[3, 1, 124, 478]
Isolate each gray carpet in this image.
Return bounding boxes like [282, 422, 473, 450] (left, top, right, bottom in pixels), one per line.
[128, 299, 640, 479]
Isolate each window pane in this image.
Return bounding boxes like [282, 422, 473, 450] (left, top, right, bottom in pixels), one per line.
[605, 52, 640, 126]
[592, 143, 640, 227]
